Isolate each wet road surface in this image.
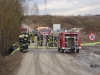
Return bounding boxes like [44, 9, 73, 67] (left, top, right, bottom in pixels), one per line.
[15, 43, 100, 75]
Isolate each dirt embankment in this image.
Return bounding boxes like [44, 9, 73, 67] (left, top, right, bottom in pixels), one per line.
[0, 51, 23, 75]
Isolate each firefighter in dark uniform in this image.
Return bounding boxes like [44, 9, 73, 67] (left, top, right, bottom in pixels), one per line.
[22, 33, 28, 52]
[37, 33, 41, 46]
[54, 36, 57, 47]
[40, 34, 43, 46]
[19, 34, 24, 52]
[45, 34, 49, 46]
[30, 33, 34, 43]
[21, 34, 26, 52]
[48, 34, 53, 47]
[25, 34, 30, 51]
[29, 32, 32, 40]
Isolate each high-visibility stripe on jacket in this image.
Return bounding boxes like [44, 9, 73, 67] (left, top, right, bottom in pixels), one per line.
[48, 37, 53, 43]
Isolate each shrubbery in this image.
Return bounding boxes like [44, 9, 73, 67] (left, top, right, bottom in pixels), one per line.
[0, 0, 23, 56]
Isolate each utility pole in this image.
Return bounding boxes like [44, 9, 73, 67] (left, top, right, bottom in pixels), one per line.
[44, 0, 47, 15]
[53, 18, 54, 24]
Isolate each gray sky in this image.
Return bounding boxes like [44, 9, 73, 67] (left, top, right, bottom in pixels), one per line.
[24, 0, 100, 16]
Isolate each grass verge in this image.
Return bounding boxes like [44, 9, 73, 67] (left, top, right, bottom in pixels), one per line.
[81, 42, 100, 46]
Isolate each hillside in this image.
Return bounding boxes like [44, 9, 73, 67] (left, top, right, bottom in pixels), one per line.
[22, 15, 100, 33]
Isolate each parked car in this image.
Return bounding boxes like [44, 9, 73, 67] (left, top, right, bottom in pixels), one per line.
[32, 30, 38, 36]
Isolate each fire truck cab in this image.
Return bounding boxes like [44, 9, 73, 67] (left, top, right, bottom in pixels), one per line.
[20, 25, 29, 34]
[58, 30, 81, 53]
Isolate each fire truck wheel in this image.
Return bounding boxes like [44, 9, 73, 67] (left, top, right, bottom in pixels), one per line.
[77, 49, 79, 53]
[62, 49, 64, 53]
[58, 48, 60, 52]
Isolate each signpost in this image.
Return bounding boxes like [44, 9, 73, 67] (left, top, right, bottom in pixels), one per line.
[88, 33, 99, 68]
[88, 33, 96, 41]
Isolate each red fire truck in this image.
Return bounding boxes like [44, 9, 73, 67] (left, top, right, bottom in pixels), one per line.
[57, 30, 81, 53]
[38, 27, 51, 35]
[20, 25, 29, 34]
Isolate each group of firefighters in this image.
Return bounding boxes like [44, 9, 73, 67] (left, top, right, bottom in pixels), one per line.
[45, 34, 57, 47]
[37, 33, 57, 47]
[19, 32, 57, 52]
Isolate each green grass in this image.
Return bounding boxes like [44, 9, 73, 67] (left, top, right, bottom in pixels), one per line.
[81, 42, 100, 46]
[10, 42, 100, 55]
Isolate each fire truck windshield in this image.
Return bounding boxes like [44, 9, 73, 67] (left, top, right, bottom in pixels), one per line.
[40, 29, 49, 33]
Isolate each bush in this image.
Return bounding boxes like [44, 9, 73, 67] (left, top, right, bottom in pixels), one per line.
[0, 0, 23, 56]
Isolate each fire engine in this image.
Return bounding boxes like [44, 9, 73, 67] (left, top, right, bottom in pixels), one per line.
[38, 27, 51, 35]
[20, 25, 29, 34]
[57, 29, 81, 53]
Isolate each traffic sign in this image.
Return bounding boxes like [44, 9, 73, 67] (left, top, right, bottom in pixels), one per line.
[88, 33, 96, 41]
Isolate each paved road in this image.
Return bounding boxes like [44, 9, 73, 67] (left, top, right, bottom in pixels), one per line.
[15, 42, 100, 75]
[15, 36, 100, 75]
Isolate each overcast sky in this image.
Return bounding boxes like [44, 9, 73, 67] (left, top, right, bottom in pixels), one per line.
[24, 0, 100, 16]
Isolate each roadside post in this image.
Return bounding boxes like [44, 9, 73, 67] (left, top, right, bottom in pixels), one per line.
[88, 33, 99, 68]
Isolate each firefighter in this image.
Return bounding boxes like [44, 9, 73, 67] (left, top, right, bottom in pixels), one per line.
[37, 33, 41, 46]
[29, 32, 32, 40]
[21, 34, 26, 52]
[54, 36, 57, 47]
[40, 34, 43, 46]
[47, 34, 53, 47]
[45, 34, 49, 46]
[36, 26, 38, 31]
[19, 33, 27, 52]
[25, 34, 30, 51]
[26, 33, 30, 52]
[19, 34, 24, 52]
[30, 33, 34, 43]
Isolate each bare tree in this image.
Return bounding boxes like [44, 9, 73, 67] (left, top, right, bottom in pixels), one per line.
[23, 5, 29, 16]
[33, 2, 39, 15]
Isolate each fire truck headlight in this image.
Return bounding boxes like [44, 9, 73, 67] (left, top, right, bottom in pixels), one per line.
[79, 47, 81, 49]
[62, 47, 65, 49]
